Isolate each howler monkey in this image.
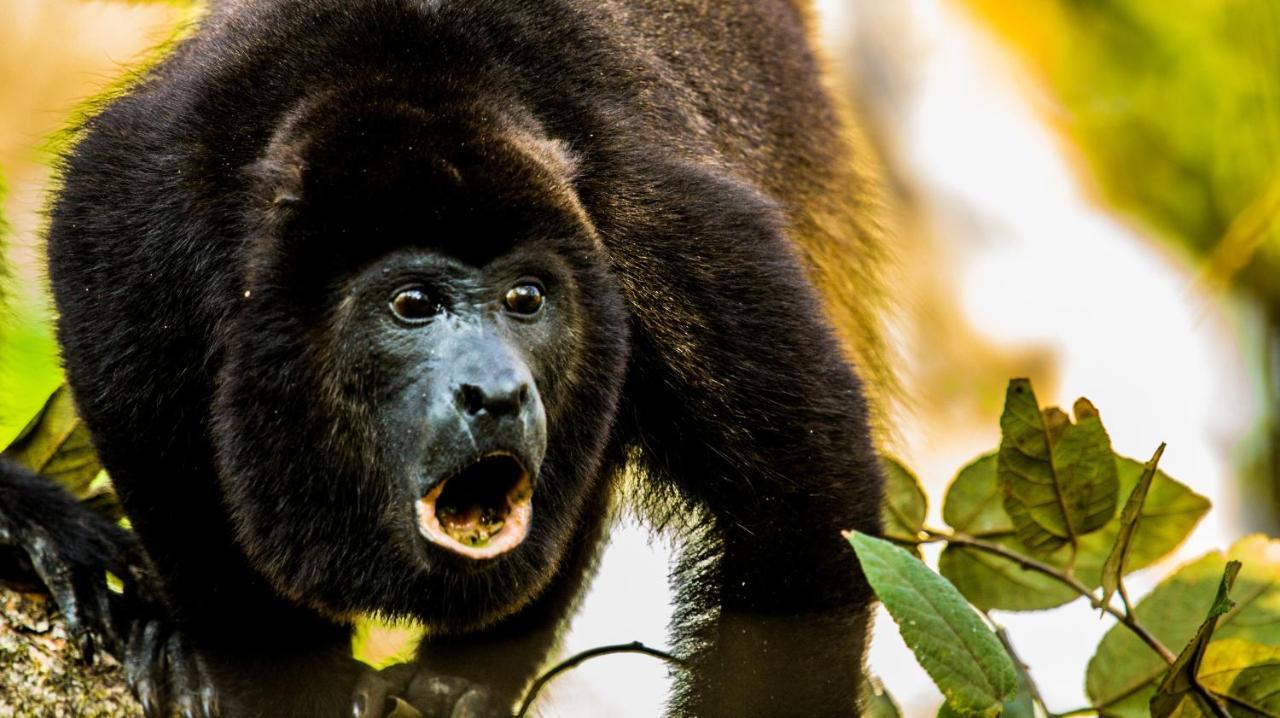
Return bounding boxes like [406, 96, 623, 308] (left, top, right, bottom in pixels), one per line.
[2, 0, 889, 715]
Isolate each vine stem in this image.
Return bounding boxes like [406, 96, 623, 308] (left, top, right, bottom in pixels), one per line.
[515, 642, 685, 717]
[921, 529, 1177, 664]
[990, 622, 1048, 710]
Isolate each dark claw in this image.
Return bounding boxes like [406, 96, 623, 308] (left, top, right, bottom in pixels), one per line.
[24, 530, 93, 663]
[201, 686, 220, 718]
[161, 627, 221, 718]
[168, 633, 202, 718]
[126, 620, 169, 718]
[93, 581, 124, 655]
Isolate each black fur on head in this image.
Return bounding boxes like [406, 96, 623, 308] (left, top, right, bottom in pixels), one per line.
[211, 86, 629, 630]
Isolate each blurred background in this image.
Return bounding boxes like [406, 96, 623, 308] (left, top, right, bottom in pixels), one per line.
[0, 0, 1275, 715]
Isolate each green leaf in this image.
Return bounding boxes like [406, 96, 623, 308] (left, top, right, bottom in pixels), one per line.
[1150, 561, 1240, 717]
[998, 380, 1119, 556]
[1088, 536, 1280, 712]
[942, 455, 1012, 537]
[939, 541, 1075, 612]
[939, 453, 1076, 610]
[1099, 686, 1158, 718]
[1196, 639, 1280, 717]
[940, 454, 1207, 611]
[936, 641, 1039, 718]
[1100, 443, 1167, 607]
[847, 531, 1017, 716]
[881, 457, 927, 555]
[865, 676, 903, 718]
[3, 385, 102, 499]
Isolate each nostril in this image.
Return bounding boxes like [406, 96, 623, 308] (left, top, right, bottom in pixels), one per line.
[457, 377, 532, 417]
[460, 384, 486, 415]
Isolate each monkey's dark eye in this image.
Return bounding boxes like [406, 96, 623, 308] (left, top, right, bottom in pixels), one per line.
[390, 287, 440, 322]
[503, 281, 545, 316]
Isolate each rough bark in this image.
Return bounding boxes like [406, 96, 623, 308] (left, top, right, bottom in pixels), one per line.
[0, 586, 138, 718]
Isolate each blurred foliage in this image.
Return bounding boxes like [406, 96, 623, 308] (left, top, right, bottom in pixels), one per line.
[0, 0, 202, 445]
[0, 298, 61, 447]
[958, 0, 1280, 303]
[0, 167, 60, 444]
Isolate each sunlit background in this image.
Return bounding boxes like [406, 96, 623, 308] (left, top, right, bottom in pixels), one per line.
[1, 1, 1276, 715]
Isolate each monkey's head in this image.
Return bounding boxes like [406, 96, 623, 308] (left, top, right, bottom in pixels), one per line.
[212, 89, 628, 629]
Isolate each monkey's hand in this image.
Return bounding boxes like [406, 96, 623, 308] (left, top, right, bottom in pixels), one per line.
[0, 459, 139, 664]
[0, 461, 218, 716]
[117, 612, 219, 718]
[353, 662, 510, 718]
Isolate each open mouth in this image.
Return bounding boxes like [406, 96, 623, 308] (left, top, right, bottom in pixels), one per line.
[416, 453, 533, 560]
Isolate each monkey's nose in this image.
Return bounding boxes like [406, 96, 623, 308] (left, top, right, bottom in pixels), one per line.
[457, 377, 531, 417]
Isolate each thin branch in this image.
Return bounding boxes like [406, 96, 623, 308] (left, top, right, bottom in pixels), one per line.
[1196, 687, 1232, 718]
[922, 529, 1177, 664]
[515, 642, 685, 718]
[1118, 579, 1134, 617]
[991, 621, 1048, 712]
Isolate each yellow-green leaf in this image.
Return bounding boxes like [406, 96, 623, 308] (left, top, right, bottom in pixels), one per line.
[1197, 639, 1280, 717]
[1100, 443, 1167, 607]
[1150, 561, 1239, 717]
[1088, 536, 1280, 712]
[881, 457, 927, 556]
[848, 531, 1017, 716]
[998, 380, 1119, 556]
[3, 385, 102, 499]
[942, 455, 1012, 537]
[941, 454, 1207, 611]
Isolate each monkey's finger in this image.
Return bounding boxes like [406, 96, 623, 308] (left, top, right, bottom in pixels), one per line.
[94, 582, 126, 657]
[166, 632, 219, 718]
[125, 620, 169, 718]
[450, 688, 500, 718]
[26, 536, 93, 663]
[352, 668, 395, 718]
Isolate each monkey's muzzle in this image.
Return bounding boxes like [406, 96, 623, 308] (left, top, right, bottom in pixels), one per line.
[416, 453, 533, 559]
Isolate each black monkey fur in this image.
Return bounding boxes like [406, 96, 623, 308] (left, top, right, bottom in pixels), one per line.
[4, 1, 889, 715]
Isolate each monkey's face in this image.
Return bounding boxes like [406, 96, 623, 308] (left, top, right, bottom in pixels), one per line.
[339, 246, 562, 563]
[212, 95, 629, 628]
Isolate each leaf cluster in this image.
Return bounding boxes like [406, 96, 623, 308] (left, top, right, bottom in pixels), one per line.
[855, 378, 1280, 717]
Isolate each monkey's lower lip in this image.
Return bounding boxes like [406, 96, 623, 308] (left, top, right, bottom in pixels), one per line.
[416, 454, 533, 560]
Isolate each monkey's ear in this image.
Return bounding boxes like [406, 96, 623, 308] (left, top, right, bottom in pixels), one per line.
[247, 143, 305, 211]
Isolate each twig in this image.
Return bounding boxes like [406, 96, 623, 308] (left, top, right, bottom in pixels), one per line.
[1118, 579, 1134, 617]
[1197, 687, 1232, 718]
[991, 621, 1048, 712]
[922, 529, 1177, 664]
[514, 641, 685, 718]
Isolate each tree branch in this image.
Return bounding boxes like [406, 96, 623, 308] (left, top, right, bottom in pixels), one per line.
[922, 529, 1177, 664]
[515, 641, 684, 718]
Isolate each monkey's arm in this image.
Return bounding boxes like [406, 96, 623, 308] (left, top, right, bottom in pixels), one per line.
[615, 162, 882, 717]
